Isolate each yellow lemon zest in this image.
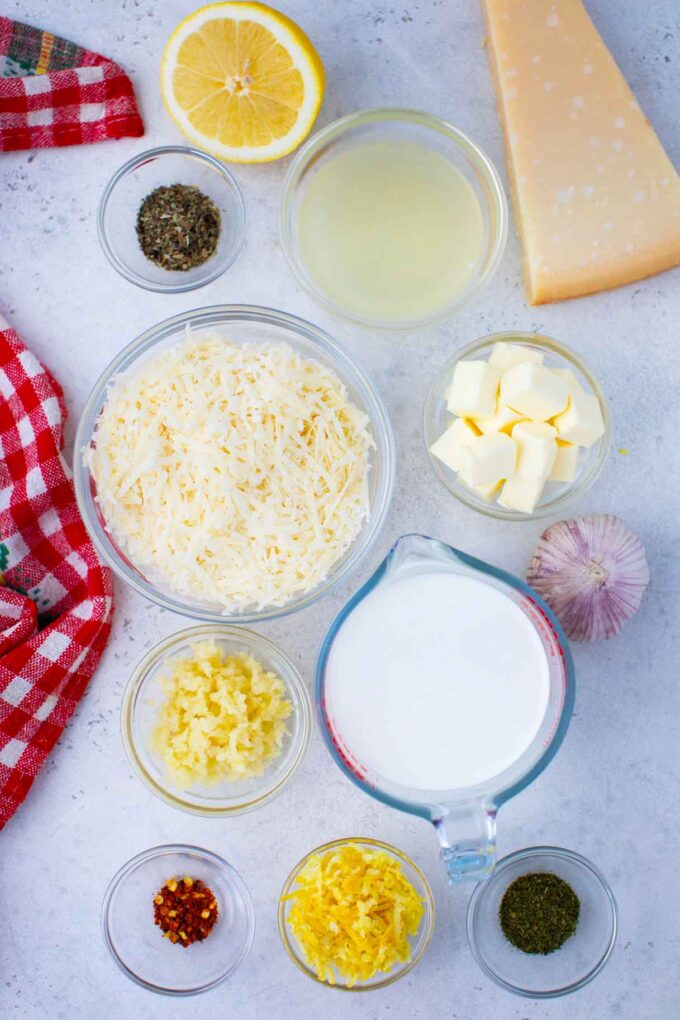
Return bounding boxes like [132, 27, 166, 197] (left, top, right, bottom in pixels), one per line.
[284, 844, 424, 986]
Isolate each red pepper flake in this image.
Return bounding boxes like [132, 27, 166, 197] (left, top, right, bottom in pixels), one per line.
[153, 876, 218, 947]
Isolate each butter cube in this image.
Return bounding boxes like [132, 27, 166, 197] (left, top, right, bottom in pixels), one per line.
[551, 367, 584, 395]
[474, 401, 525, 435]
[512, 421, 558, 481]
[457, 432, 517, 487]
[429, 418, 480, 471]
[466, 479, 503, 502]
[550, 440, 580, 482]
[447, 361, 500, 419]
[501, 363, 569, 421]
[498, 476, 546, 514]
[489, 341, 544, 372]
[551, 391, 605, 447]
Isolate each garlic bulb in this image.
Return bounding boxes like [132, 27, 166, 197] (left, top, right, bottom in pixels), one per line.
[526, 514, 649, 642]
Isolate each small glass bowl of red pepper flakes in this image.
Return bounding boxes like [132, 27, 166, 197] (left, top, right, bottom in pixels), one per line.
[102, 844, 255, 995]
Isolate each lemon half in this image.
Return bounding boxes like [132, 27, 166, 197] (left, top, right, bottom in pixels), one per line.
[161, 2, 325, 163]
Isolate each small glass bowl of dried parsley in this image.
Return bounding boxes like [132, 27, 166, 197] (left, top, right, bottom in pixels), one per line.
[466, 846, 617, 998]
[98, 146, 246, 293]
[102, 843, 254, 995]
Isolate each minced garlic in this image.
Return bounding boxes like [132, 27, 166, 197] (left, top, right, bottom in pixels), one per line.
[283, 843, 425, 986]
[152, 641, 292, 788]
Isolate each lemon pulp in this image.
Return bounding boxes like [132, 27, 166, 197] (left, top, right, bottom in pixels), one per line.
[161, 2, 324, 162]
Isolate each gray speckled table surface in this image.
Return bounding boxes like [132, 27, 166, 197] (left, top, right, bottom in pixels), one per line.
[1, 1, 679, 1018]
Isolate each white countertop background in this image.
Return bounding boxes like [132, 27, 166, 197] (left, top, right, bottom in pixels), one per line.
[1, 1, 679, 1017]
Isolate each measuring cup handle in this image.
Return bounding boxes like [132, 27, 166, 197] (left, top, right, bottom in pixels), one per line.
[434, 805, 497, 884]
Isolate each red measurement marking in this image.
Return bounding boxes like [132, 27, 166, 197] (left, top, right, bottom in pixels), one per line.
[519, 594, 569, 749]
[323, 708, 372, 787]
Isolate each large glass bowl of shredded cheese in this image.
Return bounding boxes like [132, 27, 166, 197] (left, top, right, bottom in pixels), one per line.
[122, 625, 312, 816]
[74, 305, 395, 622]
[278, 837, 435, 990]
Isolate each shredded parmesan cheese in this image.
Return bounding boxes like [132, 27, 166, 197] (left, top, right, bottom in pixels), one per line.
[283, 843, 425, 986]
[87, 335, 373, 611]
[152, 641, 292, 788]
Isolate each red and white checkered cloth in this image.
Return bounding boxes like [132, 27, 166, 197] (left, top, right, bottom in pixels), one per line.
[0, 16, 143, 152]
[0, 317, 114, 828]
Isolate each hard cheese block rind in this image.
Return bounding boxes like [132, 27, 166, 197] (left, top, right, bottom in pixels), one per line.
[482, 0, 680, 304]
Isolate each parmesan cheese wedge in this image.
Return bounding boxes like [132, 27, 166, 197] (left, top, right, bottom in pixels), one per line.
[482, 0, 680, 304]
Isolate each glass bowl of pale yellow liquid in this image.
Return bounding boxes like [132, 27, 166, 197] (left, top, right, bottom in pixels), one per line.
[280, 109, 508, 331]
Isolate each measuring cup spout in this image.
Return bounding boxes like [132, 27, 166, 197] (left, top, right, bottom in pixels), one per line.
[435, 804, 497, 883]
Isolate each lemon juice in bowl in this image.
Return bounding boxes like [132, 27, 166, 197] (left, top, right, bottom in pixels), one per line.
[297, 141, 484, 325]
[281, 109, 508, 329]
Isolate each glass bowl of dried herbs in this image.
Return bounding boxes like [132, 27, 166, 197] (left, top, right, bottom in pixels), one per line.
[466, 846, 617, 998]
[98, 145, 246, 292]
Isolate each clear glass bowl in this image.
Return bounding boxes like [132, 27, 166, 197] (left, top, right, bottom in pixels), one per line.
[102, 844, 255, 995]
[278, 837, 435, 990]
[98, 145, 246, 292]
[279, 108, 508, 330]
[122, 625, 312, 816]
[467, 846, 617, 998]
[423, 332, 611, 520]
[73, 304, 395, 623]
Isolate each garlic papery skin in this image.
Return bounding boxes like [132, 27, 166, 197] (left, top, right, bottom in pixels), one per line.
[526, 514, 649, 642]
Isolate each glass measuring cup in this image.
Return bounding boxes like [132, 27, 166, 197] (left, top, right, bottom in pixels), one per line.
[316, 534, 574, 884]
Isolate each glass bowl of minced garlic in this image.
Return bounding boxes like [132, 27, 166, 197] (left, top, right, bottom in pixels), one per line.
[122, 625, 312, 816]
[424, 332, 611, 520]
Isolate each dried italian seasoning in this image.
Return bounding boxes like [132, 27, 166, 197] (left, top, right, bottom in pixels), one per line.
[499, 872, 580, 955]
[136, 184, 221, 271]
[153, 875, 219, 947]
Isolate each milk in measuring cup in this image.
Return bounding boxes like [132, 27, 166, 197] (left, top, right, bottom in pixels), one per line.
[325, 572, 550, 791]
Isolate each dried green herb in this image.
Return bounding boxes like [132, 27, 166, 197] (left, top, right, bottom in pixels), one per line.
[136, 184, 221, 271]
[499, 872, 580, 955]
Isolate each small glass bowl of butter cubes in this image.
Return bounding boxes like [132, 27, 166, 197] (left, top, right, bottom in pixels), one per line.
[424, 332, 611, 519]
